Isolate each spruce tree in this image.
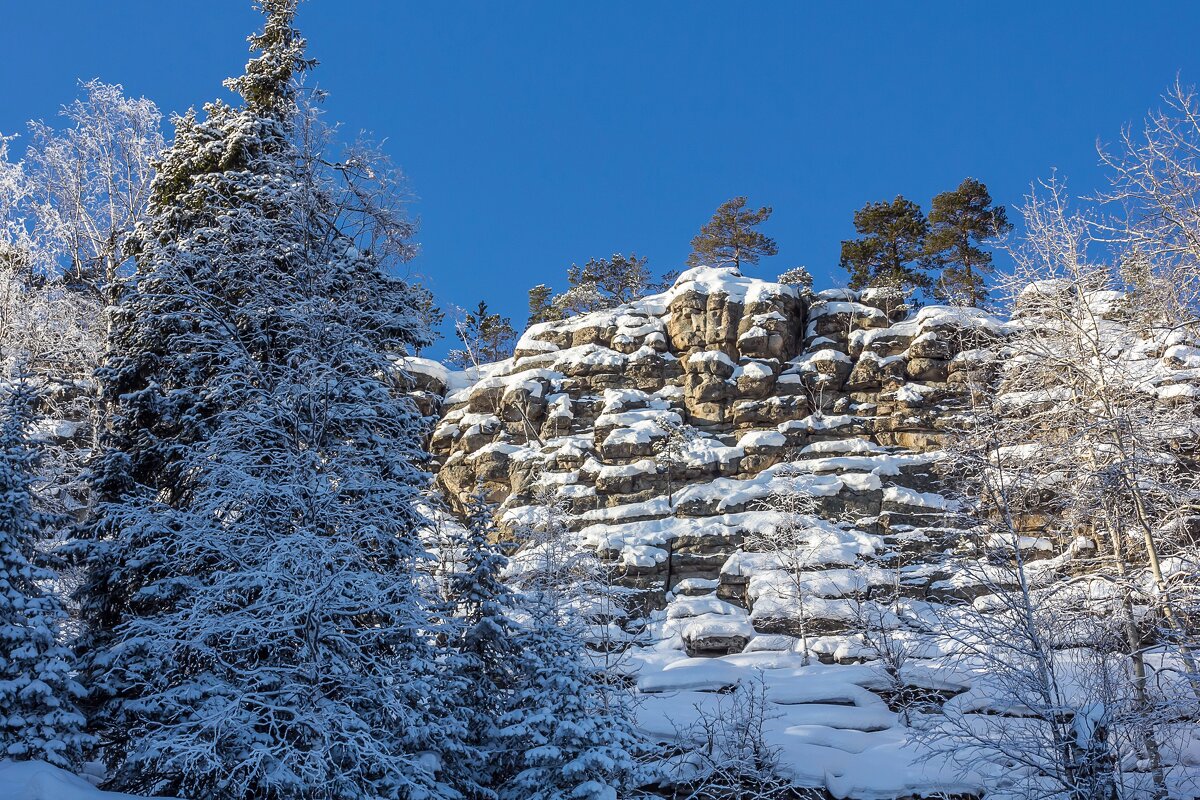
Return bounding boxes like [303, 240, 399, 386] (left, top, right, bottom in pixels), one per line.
[925, 177, 1012, 306]
[498, 594, 642, 800]
[76, 3, 447, 798]
[687, 197, 778, 270]
[441, 493, 521, 799]
[499, 502, 643, 800]
[839, 195, 932, 293]
[0, 379, 90, 768]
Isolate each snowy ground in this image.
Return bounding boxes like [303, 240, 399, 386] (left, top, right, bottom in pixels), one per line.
[0, 761, 163, 800]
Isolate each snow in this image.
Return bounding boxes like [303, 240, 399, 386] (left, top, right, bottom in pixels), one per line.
[789, 349, 852, 372]
[777, 413, 857, 433]
[882, 486, 956, 510]
[397, 355, 452, 388]
[893, 382, 934, 403]
[687, 349, 737, 371]
[0, 761, 163, 800]
[800, 438, 887, 455]
[738, 429, 787, 449]
[632, 657, 988, 799]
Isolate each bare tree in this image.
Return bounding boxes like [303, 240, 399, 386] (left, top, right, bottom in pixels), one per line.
[997, 177, 1200, 696]
[662, 671, 792, 800]
[926, 180, 1200, 797]
[22, 79, 163, 300]
[1097, 78, 1200, 324]
[743, 487, 824, 665]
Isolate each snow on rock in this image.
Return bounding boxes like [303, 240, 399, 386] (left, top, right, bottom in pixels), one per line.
[426, 267, 1200, 800]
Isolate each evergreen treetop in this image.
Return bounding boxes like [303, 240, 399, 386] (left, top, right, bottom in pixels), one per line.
[558, 253, 653, 315]
[449, 300, 517, 367]
[687, 196, 778, 270]
[76, 2, 447, 797]
[526, 283, 561, 328]
[839, 195, 931, 293]
[926, 177, 1012, 305]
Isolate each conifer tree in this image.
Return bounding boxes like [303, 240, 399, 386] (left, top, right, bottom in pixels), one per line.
[441, 493, 521, 798]
[687, 197, 778, 270]
[498, 593, 643, 800]
[925, 178, 1012, 306]
[0, 379, 90, 768]
[839, 196, 932, 293]
[449, 301, 517, 367]
[778, 265, 814, 292]
[499, 499, 643, 800]
[526, 283, 561, 328]
[557, 253, 653, 315]
[75, 3, 447, 797]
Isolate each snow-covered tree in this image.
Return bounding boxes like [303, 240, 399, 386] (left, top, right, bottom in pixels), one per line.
[440, 492, 521, 799]
[20, 79, 163, 300]
[0, 378, 90, 768]
[1098, 78, 1200, 324]
[0, 80, 155, 512]
[75, 3, 448, 798]
[448, 300, 517, 368]
[500, 492, 644, 800]
[777, 265, 813, 292]
[930, 177, 1200, 798]
[555, 253, 655, 316]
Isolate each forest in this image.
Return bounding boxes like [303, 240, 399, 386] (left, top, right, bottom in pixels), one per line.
[0, 2, 1198, 800]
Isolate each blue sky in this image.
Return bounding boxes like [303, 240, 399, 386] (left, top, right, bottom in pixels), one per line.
[3, 2, 1200, 355]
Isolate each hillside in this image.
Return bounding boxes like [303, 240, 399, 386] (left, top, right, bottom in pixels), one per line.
[415, 266, 1200, 799]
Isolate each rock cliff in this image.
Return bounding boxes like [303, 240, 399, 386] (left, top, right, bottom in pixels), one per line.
[412, 266, 1200, 798]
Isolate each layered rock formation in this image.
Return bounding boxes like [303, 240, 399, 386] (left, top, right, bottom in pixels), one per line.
[424, 268, 1003, 640]
[413, 266, 1200, 798]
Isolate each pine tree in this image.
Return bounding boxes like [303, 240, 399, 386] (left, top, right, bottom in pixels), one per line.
[498, 593, 642, 800]
[925, 178, 1012, 306]
[778, 265, 814, 292]
[687, 197, 778, 270]
[0, 379, 90, 768]
[556, 253, 654, 315]
[839, 195, 932, 293]
[449, 301, 517, 368]
[526, 283, 561, 328]
[75, 3, 448, 797]
[440, 493, 521, 799]
[414, 292, 446, 355]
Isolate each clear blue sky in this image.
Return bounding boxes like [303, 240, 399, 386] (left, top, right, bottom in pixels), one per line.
[3, 2, 1199, 355]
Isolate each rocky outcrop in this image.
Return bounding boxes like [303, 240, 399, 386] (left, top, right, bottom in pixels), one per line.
[416, 267, 1200, 799]
[424, 268, 1013, 648]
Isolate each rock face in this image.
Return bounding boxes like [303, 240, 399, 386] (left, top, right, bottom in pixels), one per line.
[427, 267, 1007, 649]
[420, 267, 1200, 799]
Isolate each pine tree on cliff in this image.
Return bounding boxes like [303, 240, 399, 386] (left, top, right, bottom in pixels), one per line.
[526, 283, 561, 328]
[839, 196, 932, 293]
[925, 178, 1012, 306]
[75, 2, 447, 797]
[687, 196, 778, 270]
[449, 300, 517, 367]
[556, 253, 655, 315]
[0, 380, 91, 769]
